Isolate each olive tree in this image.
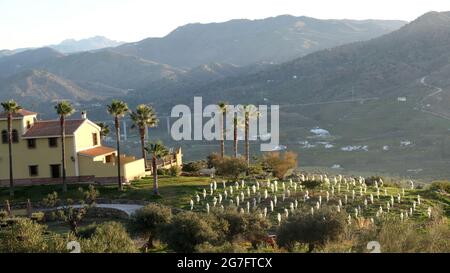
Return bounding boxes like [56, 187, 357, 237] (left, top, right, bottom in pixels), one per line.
[129, 204, 172, 248]
[277, 207, 347, 252]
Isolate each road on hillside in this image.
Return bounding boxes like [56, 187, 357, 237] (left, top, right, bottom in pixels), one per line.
[417, 76, 450, 121]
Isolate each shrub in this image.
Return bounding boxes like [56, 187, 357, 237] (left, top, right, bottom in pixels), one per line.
[277, 207, 347, 252]
[301, 180, 322, 189]
[0, 218, 74, 253]
[42, 191, 59, 208]
[157, 168, 169, 175]
[168, 165, 181, 177]
[80, 222, 137, 253]
[0, 210, 8, 220]
[212, 156, 247, 180]
[365, 176, 384, 186]
[79, 185, 100, 205]
[30, 212, 45, 222]
[182, 161, 207, 173]
[353, 214, 450, 253]
[429, 181, 450, 193]
[0, 218, 47, 253]
[56, 205, 87, 235]
[262, 151, 298, 179]
[247, 163, 266, 178]
[207, 153, 221, 169]
[213, 209, 271, 248]
[76, 223, 98, 239]
[129, 204, 172, 248]
[161, 211, 220, 253]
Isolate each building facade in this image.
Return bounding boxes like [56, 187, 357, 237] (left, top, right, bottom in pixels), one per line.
[0, 109, 146, 187]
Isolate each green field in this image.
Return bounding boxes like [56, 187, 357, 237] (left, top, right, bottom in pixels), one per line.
[0, 176, 211, 208]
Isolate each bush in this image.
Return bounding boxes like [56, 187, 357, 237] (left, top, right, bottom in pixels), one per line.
[212, 156, 247, 180]
[79, 185, 100, 205]
[161, 211, 220, 253]
[76, 223, 98, 239]
[247, 163, 266, 178]
[80, 222, 137, 253]
[429, 181, 450, 193]
[168, 165, 181, 177]
[0, 218, 74, 253]
[0, 210, 8, 220]
[213, 209, 271, 248]
[353, 214, 450, 253]
[182, 161, 207, 173]
[129, 204, 172, 248]
[365, 176, 384, 186]
[207, 153, 221, 169]
[157, 168, 169, 175]
[0, 218, 47, 253]
[42, 191, 59, 208]
[30, 212, 45, 222]
[262, 151, 298, 179]
[301, 180, 322, 189]
[277, 207, 347, 252]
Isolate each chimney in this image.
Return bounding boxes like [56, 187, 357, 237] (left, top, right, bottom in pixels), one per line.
[81, 111, 87, 119]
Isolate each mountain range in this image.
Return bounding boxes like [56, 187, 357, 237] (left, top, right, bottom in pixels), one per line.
[0, 15, 405, 103]
[113, 15, 405, 68]
[0, 36, 124, 57]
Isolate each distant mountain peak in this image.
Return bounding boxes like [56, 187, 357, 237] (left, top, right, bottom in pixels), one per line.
[114, 15, 406, 68]
[405, 10, 450, 31]
[49, 36, 125, 53]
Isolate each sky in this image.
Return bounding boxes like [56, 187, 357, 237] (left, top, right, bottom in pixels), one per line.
[1, 0, 450, 50]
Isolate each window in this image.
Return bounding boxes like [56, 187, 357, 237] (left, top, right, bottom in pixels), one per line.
[12, 130, 19, 143]
[27, 139, 36, 149]
[26, 120, 31, 129]
[48, 138, 58, 147]
[92, 133, 98, 146]
[29, 165, 39, 176]
[1, 130, 7, 144]
[1, 130, 18, 143]
[50, 164, 61, 178]
[105, 155, 112, 163]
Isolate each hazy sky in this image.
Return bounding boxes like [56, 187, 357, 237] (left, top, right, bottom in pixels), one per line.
[1, 0, 450, 50]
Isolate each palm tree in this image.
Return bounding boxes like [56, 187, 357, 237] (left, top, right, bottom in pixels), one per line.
[1, 100, 22, 197]
[55, 101, 75, 193]
[96, 122, 110, 140]
[130, 104, 158, 169]
[217, 102, 228, 158]
[239, 105, 259, 167]
[145, 141, 168, 195]
[107, 100, 129, 191]
[233, 117, 239, 158]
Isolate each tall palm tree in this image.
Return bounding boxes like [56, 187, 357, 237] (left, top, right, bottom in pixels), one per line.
[55, 101, 75, 193]
[96, 122, 110, 141]
[239, 105, 259, 167]
[1, 100, 22, 197]
[217, 102, 228, 158]
[233, 117, 239, 158]
[145, 141, 168, 195]
[107, 100, 129, 191]
[130, 104, 158, 169]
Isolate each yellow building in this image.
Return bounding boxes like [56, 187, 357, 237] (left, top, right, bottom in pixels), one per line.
[0, 109, 146, 187]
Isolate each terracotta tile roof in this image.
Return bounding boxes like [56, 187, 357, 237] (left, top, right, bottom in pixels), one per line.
[22, 119, 85, 138]
[78, 146, 116, 157]
[0, 109, 37, 119]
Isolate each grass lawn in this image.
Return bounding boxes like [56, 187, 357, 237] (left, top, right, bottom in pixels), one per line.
[0, 176, 212, 209]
